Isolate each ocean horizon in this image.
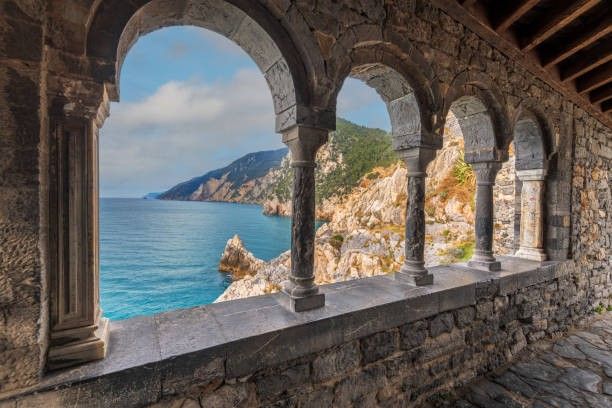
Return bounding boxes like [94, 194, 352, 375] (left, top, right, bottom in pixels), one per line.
[100, 197, 294, 320]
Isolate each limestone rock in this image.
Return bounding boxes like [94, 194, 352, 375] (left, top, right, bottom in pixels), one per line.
[218, 235, 265, 279]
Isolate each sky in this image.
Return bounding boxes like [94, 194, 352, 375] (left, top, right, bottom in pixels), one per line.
[100, 26, 390, 197]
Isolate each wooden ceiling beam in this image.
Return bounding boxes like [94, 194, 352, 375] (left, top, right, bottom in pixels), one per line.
[576, 61, 612, 93]
[495, 0, 541, 33]
[601, 99, 612, 113]
[589, 83, 612, 104]
[521, 0, 601, 52]
[542, 16, 612, 67]
[560, 41, 612, 82]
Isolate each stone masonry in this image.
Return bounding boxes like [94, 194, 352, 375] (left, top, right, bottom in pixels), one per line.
[0, 0, 610, 403]
[426, 313, 612, 408]
[145, 262, 605, 407]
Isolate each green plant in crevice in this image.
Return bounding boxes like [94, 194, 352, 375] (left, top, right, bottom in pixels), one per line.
[329, 234, 344, 251]
[453, 156, 475, 186]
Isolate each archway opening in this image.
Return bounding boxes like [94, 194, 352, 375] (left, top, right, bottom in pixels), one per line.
[98, 26, 290, 320]
[425, 109, 477, 265]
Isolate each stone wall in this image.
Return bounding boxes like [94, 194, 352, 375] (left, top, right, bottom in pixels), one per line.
[0, 0, 48, 393]
[571, 108, 612, 305]
[0, 0, 610, 397]
[144, 263, 598, 408]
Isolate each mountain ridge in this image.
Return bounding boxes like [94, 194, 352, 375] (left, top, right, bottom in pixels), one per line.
[158, 118, 395, 211]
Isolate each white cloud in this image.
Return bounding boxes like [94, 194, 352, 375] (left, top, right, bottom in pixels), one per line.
[100, 68, 281, 197]
[337, 77, 384, 116]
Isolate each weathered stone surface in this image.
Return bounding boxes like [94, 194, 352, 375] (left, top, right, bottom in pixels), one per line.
[312, 341, 360, 382]
[1, 0, 610, 402]
[429, 312, 455, 337]
[360, 330, 397, 364]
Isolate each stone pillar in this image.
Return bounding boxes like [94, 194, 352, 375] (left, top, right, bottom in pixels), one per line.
[280, 125, 328, 312]
[47, 111, 109, 370]
[395, 147, 436, 285]
[515, 169, 547, 261]
[468, 162, 502, 271]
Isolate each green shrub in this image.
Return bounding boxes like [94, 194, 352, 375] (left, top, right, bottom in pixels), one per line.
[330, 234, 344, 250]
[452, 156, 475, 186]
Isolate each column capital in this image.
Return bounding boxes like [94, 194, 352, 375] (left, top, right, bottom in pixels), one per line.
[471, 161, 502, 185]
[516, 168, 547, 181]
[397, 147, 437, 177]
[282, 125, 328, 167]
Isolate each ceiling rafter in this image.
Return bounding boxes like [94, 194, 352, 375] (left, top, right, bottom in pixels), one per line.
[521, 0, 601, 52]
[453, 0, 611, 120]
[560, 41, 612, 82]
[541, 16, 612, 67]
[576, 61, 612, 94]
[589, 83, 612, 105]
[494, 0, 541, 33]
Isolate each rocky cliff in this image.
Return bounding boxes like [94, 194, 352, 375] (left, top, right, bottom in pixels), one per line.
[159, 118, 396, 216]
[216, 117, 517, 302]
[159, 147, 288, 203]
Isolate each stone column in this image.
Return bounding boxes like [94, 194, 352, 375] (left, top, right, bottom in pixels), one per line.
[468, 162, 502, 271]
[395, 147, 436, 285]
[47, 112, 109, 370]
[280, 125, 328, 312]
[515, 169, 547, 261]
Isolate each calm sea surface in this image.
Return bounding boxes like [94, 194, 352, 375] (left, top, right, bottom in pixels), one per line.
[100, 198, 293, 320]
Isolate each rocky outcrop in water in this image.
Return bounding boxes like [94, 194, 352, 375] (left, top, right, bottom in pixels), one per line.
[218, 235, 265, 279]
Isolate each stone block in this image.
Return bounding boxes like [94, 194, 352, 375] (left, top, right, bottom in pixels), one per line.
[476, 301, 494, 320]
[255, 363, 310, 400]
[360, 331, 398, 364]
[455, 307, 476, 328]
[429, 312, 454, 337]
[400, 320, 428, 349]
[312, 341, 361, 382]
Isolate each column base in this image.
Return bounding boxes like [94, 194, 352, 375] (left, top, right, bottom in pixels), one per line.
[279, 280, 325, 312]
[394, 261, 434, 286]
[467, 258, 501, 271]
[47, 315, 110, 371]
[515, 247, 547, 261]
[278, 290, 325, 312]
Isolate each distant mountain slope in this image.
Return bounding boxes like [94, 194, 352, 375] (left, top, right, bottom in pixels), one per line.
[159, 148, 288, 202]
[159, 118, 396, 209]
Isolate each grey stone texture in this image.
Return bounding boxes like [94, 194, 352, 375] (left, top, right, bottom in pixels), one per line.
[426, 313, 612, 408]
[0, 260, 608, 407]
[0, 0, 610, 403]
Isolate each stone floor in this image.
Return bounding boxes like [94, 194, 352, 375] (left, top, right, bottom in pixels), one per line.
[426, 312, 612, 408]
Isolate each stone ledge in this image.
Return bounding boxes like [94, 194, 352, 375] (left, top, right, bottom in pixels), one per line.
[0, 257, 566, 406]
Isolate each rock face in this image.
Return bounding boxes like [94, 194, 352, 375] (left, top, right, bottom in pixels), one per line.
[159, 148, 288, 203]
[217, 122, 512, 301]
[216, 119, 518, 302]
[218, 235, 265, 279]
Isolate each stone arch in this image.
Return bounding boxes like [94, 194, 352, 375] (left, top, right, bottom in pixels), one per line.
[85, 0, 322, 132]
[331, 43, 441, 150]
[511, 99, 559, 165]
[442, 71, 511, 163]
[509, 103, 555, 262]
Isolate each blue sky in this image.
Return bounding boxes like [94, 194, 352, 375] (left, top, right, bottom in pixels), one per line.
[100, 27, 390, 197]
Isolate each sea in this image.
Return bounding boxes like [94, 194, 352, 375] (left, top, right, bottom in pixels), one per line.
[100, 198, 295, 320]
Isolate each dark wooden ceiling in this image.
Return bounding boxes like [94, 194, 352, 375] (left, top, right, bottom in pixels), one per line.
[457, 0, 612, 118]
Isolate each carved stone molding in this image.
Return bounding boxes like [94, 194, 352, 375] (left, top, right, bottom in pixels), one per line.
[515, 169, 547, 261]
[47, 116, 109, 370]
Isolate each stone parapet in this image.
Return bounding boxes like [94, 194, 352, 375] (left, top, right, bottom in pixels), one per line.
[0, 257, 605, 407]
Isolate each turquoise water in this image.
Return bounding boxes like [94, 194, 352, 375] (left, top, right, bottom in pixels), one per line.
[100, 198, 293, 320]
